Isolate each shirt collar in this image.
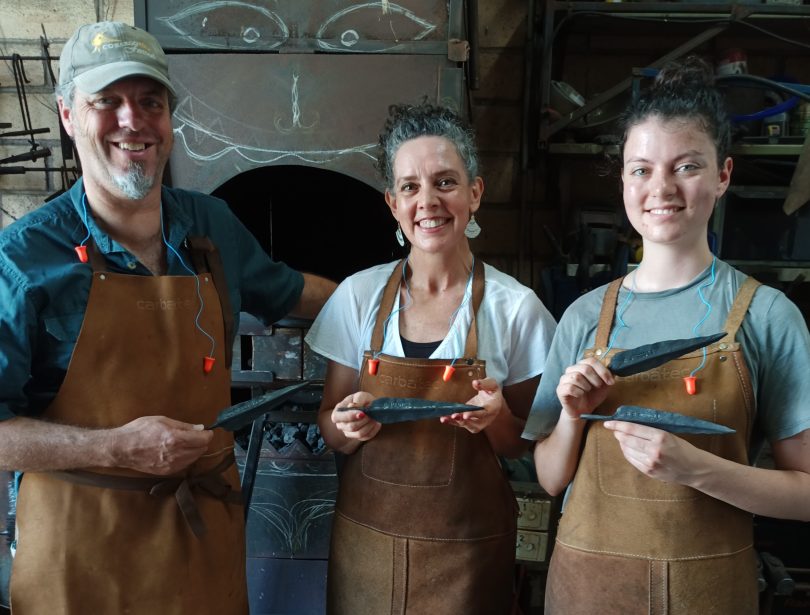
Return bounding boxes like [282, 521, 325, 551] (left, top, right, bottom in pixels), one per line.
[67, 179, 194, 254]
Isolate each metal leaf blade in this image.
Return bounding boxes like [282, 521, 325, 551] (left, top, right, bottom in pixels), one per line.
[363, 397, 483, 424]
[208, 380, 311, 431]
[609, 332, 726, 377]
[580, 405, 735, 435]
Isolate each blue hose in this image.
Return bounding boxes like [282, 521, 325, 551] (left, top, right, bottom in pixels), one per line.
[730, 97, 799, 124]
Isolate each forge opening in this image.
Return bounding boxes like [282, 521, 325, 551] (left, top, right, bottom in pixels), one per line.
[212, 165, 406, 282]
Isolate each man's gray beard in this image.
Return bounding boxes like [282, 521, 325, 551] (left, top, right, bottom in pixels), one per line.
[112, 162, 155, 200]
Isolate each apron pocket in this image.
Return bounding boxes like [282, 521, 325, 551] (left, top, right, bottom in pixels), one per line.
[361, 422, 456, 486]
[595, 420, 723, 501]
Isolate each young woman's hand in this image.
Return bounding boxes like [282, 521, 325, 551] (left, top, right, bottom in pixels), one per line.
[556, 357, 615, 421]
[331, 391, 382, 442]
[440, 377, 504, 434]
[605, 421, 701, 484]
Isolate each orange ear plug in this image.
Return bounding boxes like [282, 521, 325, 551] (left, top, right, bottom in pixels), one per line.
[368, 358, 379, 375]
[442, 365, 455, 382]
[74, 245, 88, 263]
[684, 376, 697, 395]
[203, 356, 216, 373]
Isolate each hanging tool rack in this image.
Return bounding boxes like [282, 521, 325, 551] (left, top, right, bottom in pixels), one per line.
[0, 28, 79, 191]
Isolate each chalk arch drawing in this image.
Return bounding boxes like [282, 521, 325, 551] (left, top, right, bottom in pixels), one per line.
[172, 88, 376, 166]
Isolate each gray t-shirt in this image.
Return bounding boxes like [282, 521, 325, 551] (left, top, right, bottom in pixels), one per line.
[523, 260, 810, 452]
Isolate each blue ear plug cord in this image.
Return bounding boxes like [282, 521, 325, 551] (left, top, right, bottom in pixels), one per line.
[374, 256, 475, 378]
[159, 205, 216, 360]
[689, 256, 717, 378]
[602, 256, 717, 380]
[78, 191, 217, 368]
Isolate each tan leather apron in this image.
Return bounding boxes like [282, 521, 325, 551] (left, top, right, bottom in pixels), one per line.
[545, 277, 761, 615]
[328, 259, 518, 615]
[10, 239, 248, 614]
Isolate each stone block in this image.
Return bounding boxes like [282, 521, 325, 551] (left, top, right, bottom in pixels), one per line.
[2, 0, 133, 41]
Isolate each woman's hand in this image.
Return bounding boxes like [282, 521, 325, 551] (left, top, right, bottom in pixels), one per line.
[604, 421, 702, 484]
[557, 357, 615, 420]
[331, 391, 382, 442]
[440, 377, 504, 434]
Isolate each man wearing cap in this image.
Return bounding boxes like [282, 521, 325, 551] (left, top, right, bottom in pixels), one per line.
[0, 21, 336, 614]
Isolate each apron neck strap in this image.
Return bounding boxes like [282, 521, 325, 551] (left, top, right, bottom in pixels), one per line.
[87, 238, 107, 272]
[594, 277, 624, 350]
[595, 274, 762, 348]
[369, 257, 486, 359]
[722, 277, 761, 340]
[464, 257, 485, 359]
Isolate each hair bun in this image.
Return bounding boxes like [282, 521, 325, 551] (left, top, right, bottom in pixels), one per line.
[652, 56, 715, 94]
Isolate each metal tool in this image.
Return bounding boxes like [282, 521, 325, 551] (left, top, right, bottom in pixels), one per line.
[342, 397, 483, 425]
[207, 380, 310, 431]
[580, 405, 735, 435]
[608, 332, 726, 377]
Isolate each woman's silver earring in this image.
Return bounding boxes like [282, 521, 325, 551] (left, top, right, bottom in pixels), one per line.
[464, 214, 482, 239]
[395, 223, 405, 247]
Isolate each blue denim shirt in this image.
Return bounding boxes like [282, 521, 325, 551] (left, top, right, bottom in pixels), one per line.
[0, 178, 303, 420]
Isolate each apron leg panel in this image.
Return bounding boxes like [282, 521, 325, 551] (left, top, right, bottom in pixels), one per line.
[667, 548, 758, 615]
[327, 514, 515, 615]
[327, 514, 395, 615]
[547, 542, 759, 615]
[405, 530, 516, 615]
[13, 477, 247, 615]
[545, 543, 651, 615]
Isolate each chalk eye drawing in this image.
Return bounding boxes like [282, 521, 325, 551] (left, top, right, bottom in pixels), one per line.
[156, 1, 437, 52]
[316, 2, 437, 52]
[158, 1, 289, 50]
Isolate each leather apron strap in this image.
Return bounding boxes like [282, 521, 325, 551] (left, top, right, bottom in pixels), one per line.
[50, 453, 242, 538]
[723, 277, 762, 339]
[370, 257, 484, 360]
[594, 277, 624, 350]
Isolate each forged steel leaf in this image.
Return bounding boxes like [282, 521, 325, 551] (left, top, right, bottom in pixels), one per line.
[208, 381, 311, 431]
[609, 332, 726, 377]
[580, 405, 735, 435]
[343, 397, 483, 425]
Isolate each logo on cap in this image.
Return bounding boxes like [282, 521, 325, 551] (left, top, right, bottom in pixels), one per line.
[88, 29, 157, 60]
[91, 32, 117, 53]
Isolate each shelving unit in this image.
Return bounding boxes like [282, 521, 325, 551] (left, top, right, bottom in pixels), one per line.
[529, 1, 810, 303]
[536, 2, 810, 147]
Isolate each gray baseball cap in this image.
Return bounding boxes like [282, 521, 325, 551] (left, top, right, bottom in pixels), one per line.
[59, 21, 175, 97]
